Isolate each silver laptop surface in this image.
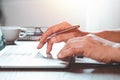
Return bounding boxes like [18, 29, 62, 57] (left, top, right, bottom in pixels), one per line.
[0, 28, 72, 69]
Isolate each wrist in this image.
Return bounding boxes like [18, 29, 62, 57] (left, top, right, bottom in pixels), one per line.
[110, 46, 120, 62]
[103, 43, 120, 63]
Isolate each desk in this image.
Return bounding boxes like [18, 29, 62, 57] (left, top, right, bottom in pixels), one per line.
[0, 64, 120, 80]
[0, 41, 120, 80]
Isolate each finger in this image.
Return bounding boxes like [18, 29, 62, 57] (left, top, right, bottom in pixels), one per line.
[40, 22, 72, 43]
[57, 43, 84, 58]
[45, 34, 67, 54]
[37, 27, 60, 49]
[51, 32, 79, 43]
[57, 47, 74, 59]
[46, 40, 53, 54]
[37, 40, 46, 49]
[50, 32, 77, 43]
[37, 22, 72, 49]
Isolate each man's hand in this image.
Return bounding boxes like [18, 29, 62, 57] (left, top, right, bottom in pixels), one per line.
[37, 21, 81, 53]
[57, 34, 115, 63]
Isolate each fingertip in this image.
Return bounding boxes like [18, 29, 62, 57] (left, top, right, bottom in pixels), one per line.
[37, 46, 40, 49]
[57, 52, 64, 58]
[37, 44, 39, 48]
[46, 48, 51, 54]
[37, 43, 43, 49]
[57, 53, 62, 58]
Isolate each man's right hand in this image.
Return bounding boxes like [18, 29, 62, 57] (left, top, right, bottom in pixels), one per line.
[37, 21, 81, 54]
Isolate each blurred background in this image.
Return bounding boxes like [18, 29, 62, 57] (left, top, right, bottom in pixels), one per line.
[0, 0, 120, 32]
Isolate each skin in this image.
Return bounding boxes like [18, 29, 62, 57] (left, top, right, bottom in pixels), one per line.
[37, 21, 88, 53]
[37, 21, 120, 63]
[58, 35, 120, 63]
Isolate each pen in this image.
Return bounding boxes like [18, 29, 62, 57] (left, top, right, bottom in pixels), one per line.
[47, 25, 80, 40]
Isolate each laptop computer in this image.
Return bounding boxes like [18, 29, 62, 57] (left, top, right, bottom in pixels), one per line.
[0, 28, 73, 69]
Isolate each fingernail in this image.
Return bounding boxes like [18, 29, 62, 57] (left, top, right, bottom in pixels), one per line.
[37, 43, 42, 49]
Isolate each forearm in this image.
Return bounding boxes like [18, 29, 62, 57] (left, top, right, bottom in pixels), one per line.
[81, 30, 120, 43]
[94, 31, 120, 43]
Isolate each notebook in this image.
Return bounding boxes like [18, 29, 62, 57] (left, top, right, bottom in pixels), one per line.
[0, 29, 73, 69]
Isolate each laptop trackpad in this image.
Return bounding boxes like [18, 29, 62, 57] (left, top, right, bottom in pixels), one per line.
[0, 56, 69, 68]
[39, 42, 65, 59]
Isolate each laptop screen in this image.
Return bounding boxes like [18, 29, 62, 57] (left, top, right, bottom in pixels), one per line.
[0, 27, 5, 50]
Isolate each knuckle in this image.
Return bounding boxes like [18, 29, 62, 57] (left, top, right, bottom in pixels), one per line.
[83, 51, 90, 57]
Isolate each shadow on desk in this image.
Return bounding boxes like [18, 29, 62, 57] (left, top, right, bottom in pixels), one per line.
[0, 63, 120, 74]
[0, 63, 120, 80]
[68, 63, 120, 74]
